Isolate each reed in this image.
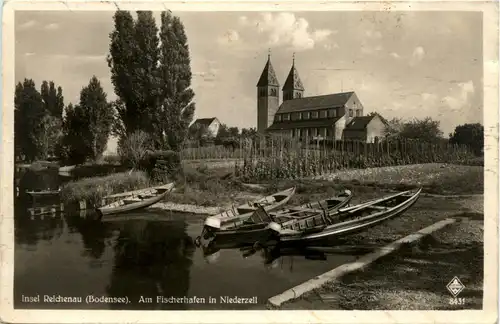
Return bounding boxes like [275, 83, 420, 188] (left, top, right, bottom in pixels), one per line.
[60, 171, 151, 207]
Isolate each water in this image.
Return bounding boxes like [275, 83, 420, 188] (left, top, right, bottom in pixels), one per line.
[14, 169, 361, 310]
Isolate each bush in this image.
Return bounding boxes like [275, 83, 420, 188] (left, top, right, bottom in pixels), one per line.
[102, 154, 121, 165]
[60, 171, 150, 207]
[142, 150, 181, 183]
[118, 131, 153, 169]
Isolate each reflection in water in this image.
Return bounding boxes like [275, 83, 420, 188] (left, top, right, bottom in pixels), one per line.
[14, 202, 67, 245]
[201, 238, 329, 271]
[106, 218, 196, 310]
[65, 213, 114, 260]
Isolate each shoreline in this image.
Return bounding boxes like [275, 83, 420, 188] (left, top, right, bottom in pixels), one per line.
[273, 214, 484, 310]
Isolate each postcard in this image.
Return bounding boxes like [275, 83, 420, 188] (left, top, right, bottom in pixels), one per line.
[1, 1, 498, 323]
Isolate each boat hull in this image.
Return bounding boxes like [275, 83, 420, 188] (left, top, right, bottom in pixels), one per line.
[279, 189, 422, 245]
[97, 184, 174, 217]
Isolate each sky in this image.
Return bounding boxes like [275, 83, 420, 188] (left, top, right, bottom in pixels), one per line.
[15, 10, 483, 153]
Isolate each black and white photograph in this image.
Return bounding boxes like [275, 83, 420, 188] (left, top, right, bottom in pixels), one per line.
[1, 1, 498, 323]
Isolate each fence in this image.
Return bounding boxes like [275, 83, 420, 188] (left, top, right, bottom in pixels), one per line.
[181, 136, 476, 181]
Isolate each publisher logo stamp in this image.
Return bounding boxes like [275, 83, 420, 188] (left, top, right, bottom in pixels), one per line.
[447, 276, 466, 306]
[446, 276, 465, 297]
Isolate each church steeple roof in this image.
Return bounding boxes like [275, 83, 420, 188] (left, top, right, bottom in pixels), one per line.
[256, 51, 279, 87]
[282, 53, 304, 91]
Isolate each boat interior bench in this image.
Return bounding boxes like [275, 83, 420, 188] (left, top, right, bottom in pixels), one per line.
[237, 207, 257, 214]
[297, 207, 324, 214]
[368, 205, 387, 210]
[138, 194, 156, 199]
[123, 198, 142, 204]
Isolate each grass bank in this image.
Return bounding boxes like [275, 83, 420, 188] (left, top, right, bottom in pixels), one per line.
[276, 212, 483, 310]
[167, 164, 249, 207]
[312, 163, 483, 195]
[166, 162, 483, 208]
[60, 171, 151, 207]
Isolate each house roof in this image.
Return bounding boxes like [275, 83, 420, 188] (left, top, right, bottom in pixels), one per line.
[191, 117, 217, 128]
[344, 116, 376, 131]
[256, 56, 280, 87]
[266, 117, 341, 131]
[282, 63, 304, 91]
[276, 91, 355, 114]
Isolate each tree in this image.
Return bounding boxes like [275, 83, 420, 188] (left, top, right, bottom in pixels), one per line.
[133, 11, 162, 139]
[14, 79, 46, 161]
[108, 11, 196, 150]
[158, 11, 196, 151]
[108, 11, 143, 138]
[383, 117, 404, 139]
[215, 123, 230, 140]
[40, 80, 64, 119]
[449, 123, 484, 156]
[241, 127, 257, 138]
[228, 127, 240, 138]
[188, 123, 213, 145]
[36, 115, 63, 159]
[399, 117, 443, 143]
[58, 103, 87, 164]
[118, 130, 153, 169]
[61, 77, 114, 163]
[79, 76, 115, 160]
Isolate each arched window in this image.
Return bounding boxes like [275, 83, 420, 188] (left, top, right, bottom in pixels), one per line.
[270, 88, 277, 97]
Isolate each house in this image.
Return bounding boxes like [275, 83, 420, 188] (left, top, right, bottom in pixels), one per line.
[189, 117, 221, 137]
[343, 114, 388, 143]
[256, 53, 387, 142]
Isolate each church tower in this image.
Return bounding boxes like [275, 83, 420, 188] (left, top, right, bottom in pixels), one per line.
[282, 54, 304, 101]
[256, 52, 280, 134]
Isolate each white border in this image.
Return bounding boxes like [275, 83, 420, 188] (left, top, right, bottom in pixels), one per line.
[1, 1, 498, 323]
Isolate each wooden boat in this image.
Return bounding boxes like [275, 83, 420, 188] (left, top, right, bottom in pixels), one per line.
[267, 189, 353, 221]
[271, 188, 422, 245]
[103, 184, 171, 201]
[199, 187, 296, 239]
[26, 188, 61, 198]
[194, 190, 353, 246]
[96, 183, 174, 218]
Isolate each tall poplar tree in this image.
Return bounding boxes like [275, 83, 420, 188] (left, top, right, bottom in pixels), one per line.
[40, 80, 65, 119]
[158, 12, 195, 151]
[134, 11, 161, 138]
[108, 11, 161, 142]
[108, 10, 196, 151]
[107, 11, 139, 138]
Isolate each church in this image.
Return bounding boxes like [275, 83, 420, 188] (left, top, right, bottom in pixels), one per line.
[256, 53, 387, 143]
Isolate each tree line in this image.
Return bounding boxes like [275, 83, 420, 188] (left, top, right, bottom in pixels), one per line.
[187, 122, 257, 147]
[15, 11, 195, 164]
[378, 114, 483, 156]
[187, 112, 484, 157]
